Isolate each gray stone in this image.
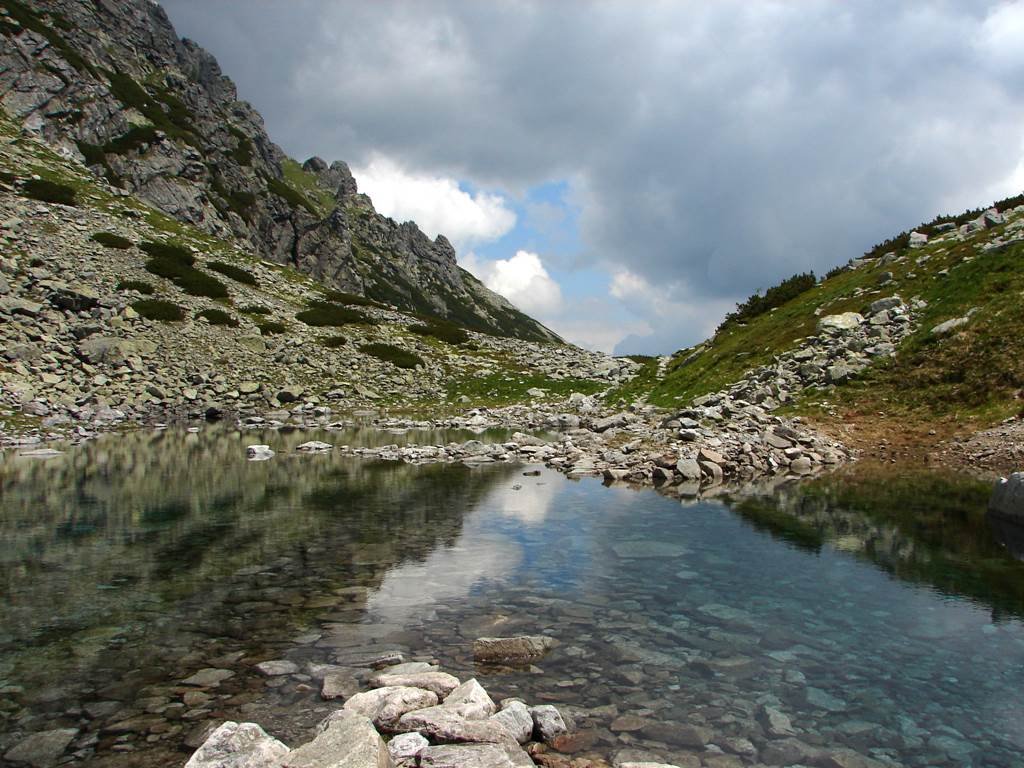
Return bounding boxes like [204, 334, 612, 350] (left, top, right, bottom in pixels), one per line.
[757, 704, 795, 738]
[473, 636, 557, 663]
[442, 678, 497, 719]
[322, 671, 359, 700]
[246, 444, 275, 461]
[3, 728, 78, 768]
[908, 231, 928, 248]
[255, 659, 299, 676]
[817, 312, 863, 333]
[592, 413, 629, 432]
[868, 296, 902, 314]
[344, 686, 438, 732]
[386, 732, 428, 762]
[296, 440, 332, 452]
[182, 668, 235, 687]
[675, 457, 702, 481]
[489, 702, 533, 744]
[370, 671, 460, 697]
[529, 704, 568, 745]
[283, 710, 392, 768]
[931, 316, 969, 336]
[417, 744, 520, 768]
[184, 721, 289, 768]
[396, 706, 513, 744]
[990, 473, 1024, 521]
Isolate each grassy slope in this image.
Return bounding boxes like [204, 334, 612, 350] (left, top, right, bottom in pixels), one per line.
[610, 202, 1024, 429]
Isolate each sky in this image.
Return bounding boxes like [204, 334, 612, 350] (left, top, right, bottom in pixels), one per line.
[160, 0, 1024, 354]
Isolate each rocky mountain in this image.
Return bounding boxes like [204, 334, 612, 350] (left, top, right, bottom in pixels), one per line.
[0, 0, 558, 342]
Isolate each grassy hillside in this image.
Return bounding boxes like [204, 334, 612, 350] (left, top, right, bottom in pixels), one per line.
[611, 194, 1024, 427]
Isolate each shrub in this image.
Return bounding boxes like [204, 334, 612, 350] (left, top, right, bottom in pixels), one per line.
[22, 179, 76, 206]
[206, 260, 256, 285]
[264, 174, 320, 216]
[719, 272, 817, 331]
[322, 335, 347, 348]
[104, 125, 160, 154]
[296, 301, 373, 327]
[257, 321, 286, 336]
[359, 343, 424, 369]
[92, 232, 133, 249]
[195, 308, 239, 327]
[117, 280, 155, 295]
[142, 242, 228, 299]
[132, 299, 184, 321]
[409, 319, 469, 345]
[321, 290, 379, 307]
[240, 304, 271, 315]
[0, 171, 17, 185]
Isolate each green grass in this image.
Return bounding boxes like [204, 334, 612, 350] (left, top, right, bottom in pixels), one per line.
[321, 289, 381, 308]
[608, 197, 1024, 426]
[21, 178, 76, 205]
[91, 232, 133, 249]
[264, 172, 322, 218]
[140, 240, 195, 264]
[359, 343, 424, 369]
[447, 368, 605, 407]
[195, 308, 239, 327]
[281, 157, 336, 215]
[296, 301, 373, 327]
[117, 279, 155, 295]
[133, 299, 184, 321]
[207, 261, 257, 285]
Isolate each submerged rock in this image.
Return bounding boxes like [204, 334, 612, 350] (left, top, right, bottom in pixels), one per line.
[473, 636, 558, 663]
[3, 728, 78, 768]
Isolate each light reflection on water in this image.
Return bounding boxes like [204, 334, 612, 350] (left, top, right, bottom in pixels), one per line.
[1, 430, 1023, 767]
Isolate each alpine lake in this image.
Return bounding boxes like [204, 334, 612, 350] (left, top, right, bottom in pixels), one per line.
[2, 425, 1023, 767]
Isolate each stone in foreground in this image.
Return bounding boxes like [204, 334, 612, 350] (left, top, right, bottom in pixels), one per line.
[417, 744, 532, 768]
[185, 722, 288, 768]
[396, 706, 514, 744]
[529, 704, 569, 745]
[473, 635, 557, 663]
[489, 701, 534, 743]
[386, 732, 428, 762]
[990, 473, 1024, 522]
[3, 728, 78, 768]
[442, 678, 497, 719]
[344, 686, 439, 731]
[369, 671, 460, 697]
[282, 710, 392, 768]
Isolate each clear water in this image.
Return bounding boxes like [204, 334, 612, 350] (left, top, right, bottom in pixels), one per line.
[1, 427, 1023, 767]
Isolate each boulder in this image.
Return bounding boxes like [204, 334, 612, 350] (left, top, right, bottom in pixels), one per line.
[3, 728, 78, 768]
[283, 710, 392, 768]
[757, 704, 795, 738]
[592, 413, 628, 432]
[78, 336, 156, 365]
[344, 686, 439, 732]
[247, 444, 275, 461]
[529, 705, 568, 745]
[184, 722, 289, 768]
[817, 313, 863, 333]
[908, 231, 928, 248]
[868, 296, 902, 315]
[296, 440, 332, 452]
[473, 636, 557, 663]
[49, 283, 99, 311]
[387, 732, 428, 763]
[417, 744, 528, 768]
[369, 671, 460, 698]
[990, 473, 1024, 522]
[930, 316, 969, 337]
[675, 457, 702, 481]
[489, 702, 534, 744]
[442, 678, 497, 719]
[395, 706, 514, 744]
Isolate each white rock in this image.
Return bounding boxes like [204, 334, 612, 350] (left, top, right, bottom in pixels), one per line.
[817, 313, 864, 333]
[185, 722, 289, 768]
[296, 440, 333, 452]
[246, 444, 275, 461]
[442, 678, 497, 719]
[387, 732, 428, 762]
[344, 686, 439, 731]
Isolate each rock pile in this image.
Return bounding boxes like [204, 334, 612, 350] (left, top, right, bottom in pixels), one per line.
[185, 658, 575, 768]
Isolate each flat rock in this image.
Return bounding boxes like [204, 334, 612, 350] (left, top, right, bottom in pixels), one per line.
[370, 671, 460, 697]
[184, 721, 289, 768]
[473, 636, 557, 663]
[283, 710, 392, 768]
[296, 440, 333, 452]
[255, 659, 299, 676]
[344, 686, 438, 731]
[417, 744, 531, 768]
[182, 668, 235, 687]
[817, 312, 863, 333]
[396, 707, 513, 744]
[3, 728, 78, 768]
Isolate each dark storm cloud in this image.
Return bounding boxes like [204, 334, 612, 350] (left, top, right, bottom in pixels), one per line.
[161, 0, 1024, 309]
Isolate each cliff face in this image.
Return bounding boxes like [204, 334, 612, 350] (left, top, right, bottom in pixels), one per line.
[0, 0, 558, 341]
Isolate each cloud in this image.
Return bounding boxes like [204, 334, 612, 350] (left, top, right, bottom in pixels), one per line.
[162, 0, 1024, 352]
[462, 250, 562, 317]
[352, 155, 515, 251]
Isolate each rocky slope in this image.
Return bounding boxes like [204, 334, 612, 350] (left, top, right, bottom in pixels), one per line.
[0, 0, 557, 341]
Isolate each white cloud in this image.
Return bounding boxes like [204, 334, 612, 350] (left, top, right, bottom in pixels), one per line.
[976, 1, 1024, 73]
[462, 250, 563, 316]
[352, 155, 515, 251]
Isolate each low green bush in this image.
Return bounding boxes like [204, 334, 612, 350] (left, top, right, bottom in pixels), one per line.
[257, 321, 286, 336]
[206, 260, 257, 285]
[409, 319, 470, 345]
[195, 308, 238, 327]
[322, 335, 347, 348]
[139, 240, 195, 264]
[132, 298, 184, 321]
[321, 290, 379, 307]
[91, 232, 133, 249]
[22, 179, 76, 206]
[117, 279, 155, 295]
[104, 125, 159, 154]
[359, 342, 424, 369]
[142, 242, 228, 299]
[296, 301, 373, 327]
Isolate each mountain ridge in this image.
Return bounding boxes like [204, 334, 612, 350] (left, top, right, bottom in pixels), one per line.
[0, 0, 558, 342]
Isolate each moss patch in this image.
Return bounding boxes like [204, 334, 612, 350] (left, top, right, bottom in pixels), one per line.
[91, 231, 133, 249]
[21, 178, 76, 205]
[207, 261, 257, 285]
[133, 298, 184, 321]
[195, 308, 239, 327]
[296, 301, 373, 327]
[117, 279, 155, 295]
[359, 343, 424, 369]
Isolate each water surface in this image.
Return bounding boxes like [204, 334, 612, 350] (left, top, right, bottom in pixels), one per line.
[1, 428, 1023, 767]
